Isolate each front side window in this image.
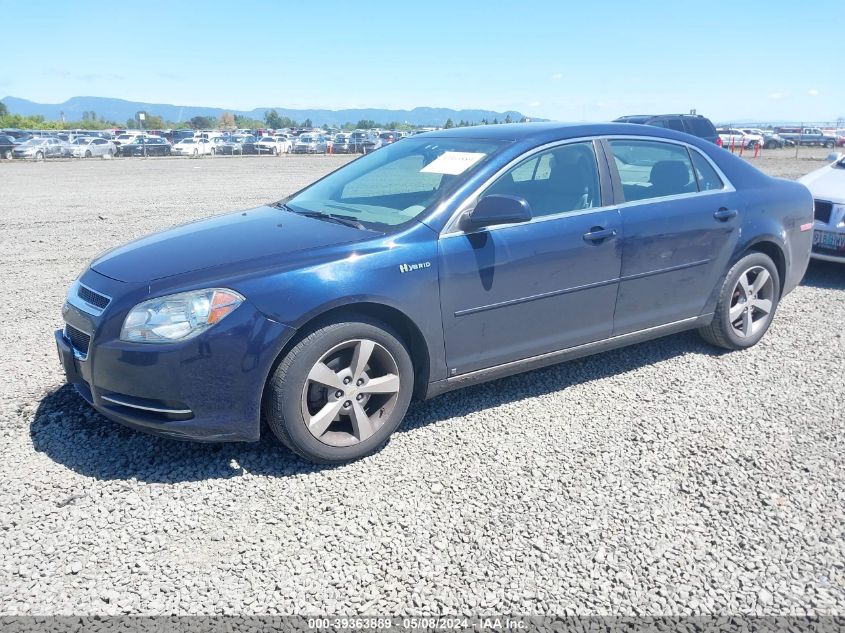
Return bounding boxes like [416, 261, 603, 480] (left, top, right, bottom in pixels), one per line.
[609, 139, 697, 202]
[484, 141, 600, 218]
[287, 137, 506, 229]
[663, 118, 686, 132]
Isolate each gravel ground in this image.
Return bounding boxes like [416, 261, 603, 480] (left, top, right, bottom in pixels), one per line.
[0, 150, 843, 616]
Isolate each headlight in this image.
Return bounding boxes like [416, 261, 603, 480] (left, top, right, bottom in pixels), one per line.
[120, 288, 244, 343]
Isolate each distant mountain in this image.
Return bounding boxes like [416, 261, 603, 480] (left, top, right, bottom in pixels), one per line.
[1, 96, 536, 127]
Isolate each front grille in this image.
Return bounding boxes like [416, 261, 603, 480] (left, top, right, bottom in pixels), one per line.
[77, 284, 110, 310]
[65, 324, 91, 357]
[814, 199, 833, 224]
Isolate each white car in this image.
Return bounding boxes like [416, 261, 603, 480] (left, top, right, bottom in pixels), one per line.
[254, 135, 291, 155]
[799, 153, 845, 263]
[111, 132, 145, 148]
[68, 137, 116, 158]
[171, 138, 216, 156]
[717, 128, 763, 149]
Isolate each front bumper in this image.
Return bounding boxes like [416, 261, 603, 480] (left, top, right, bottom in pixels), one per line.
[811, 203, 845, 263]
[57, 271, 296, 442]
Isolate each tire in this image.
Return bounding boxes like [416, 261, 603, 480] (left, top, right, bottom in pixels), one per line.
[2, 150, 10, 160]
[698, 252, 780, 351]
[826, 140, 835, 149]
[263, 317, 414, 464]
[35, 151, 44, 161]
[108, 149, 114, 157]
[273, 147, 279, 156]
[84, 150, 92, 158]
[764, 141, 775, 150]
[192, 149, 198, 157]
[211, 148, 216, 155]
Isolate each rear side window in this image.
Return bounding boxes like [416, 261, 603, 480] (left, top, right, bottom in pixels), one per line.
[662, 118, 686, 132]
[690, 150, 724, 191]
[609, 140, 697, 202]
[684, 117, 716, 138]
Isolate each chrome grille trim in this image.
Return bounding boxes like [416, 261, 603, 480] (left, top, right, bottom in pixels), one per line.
[64, 324, 91, 360]
[67, 280, 112, 316]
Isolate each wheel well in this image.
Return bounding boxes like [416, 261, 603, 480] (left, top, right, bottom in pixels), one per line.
[747, 241, 786, 296]
[264, 302, 431, 402]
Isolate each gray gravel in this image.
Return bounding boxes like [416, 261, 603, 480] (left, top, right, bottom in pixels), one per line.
[0, 153, 843, 616]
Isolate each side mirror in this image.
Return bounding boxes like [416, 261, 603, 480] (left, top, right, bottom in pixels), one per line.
[461, 194, 532, 231]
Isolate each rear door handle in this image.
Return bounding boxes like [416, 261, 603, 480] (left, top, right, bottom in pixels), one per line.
[583, 227, 617, 243]
[714, 207, 738, 221]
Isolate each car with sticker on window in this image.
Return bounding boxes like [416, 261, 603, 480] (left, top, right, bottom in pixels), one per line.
[56, 122, 812, 463]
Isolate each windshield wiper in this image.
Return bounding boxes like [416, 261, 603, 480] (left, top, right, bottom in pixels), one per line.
[274, 202, 366, 230]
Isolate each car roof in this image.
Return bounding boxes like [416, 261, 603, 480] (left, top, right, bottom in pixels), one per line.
[413, 122, 704, 144]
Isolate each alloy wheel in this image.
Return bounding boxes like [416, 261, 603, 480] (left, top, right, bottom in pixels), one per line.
[301, 339, 401, 447]
[729, 265, 775, 338]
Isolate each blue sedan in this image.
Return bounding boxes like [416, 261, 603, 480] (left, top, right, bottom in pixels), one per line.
[56, 123, 813, 463]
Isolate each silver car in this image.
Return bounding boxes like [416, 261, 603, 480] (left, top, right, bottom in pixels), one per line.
[68, 137, 116, 158]
[12, 137, 64, 160]
[799, 153, 845, 263]
[292, 134, 328, 154]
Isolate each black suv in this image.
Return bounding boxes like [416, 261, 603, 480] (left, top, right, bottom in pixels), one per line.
[613, 114, 718, 144]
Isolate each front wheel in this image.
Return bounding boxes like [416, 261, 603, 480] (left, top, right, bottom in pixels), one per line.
[35, 151, 44, 161]
[825, 140, 835, 148]
[2, 150, 10, 160]
[264, 318, 414, 464]
[85, 150, 92, 158]
[192, 148, 198, 157]
[698, 252, 780, 350]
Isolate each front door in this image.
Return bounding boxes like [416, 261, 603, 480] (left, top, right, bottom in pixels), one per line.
[438, 140, 623, 375]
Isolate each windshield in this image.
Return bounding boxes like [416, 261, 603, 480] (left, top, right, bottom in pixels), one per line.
[285, 137, 507, 230]
[299, 136, 313, 143]
[181, 139, 195, 144]
[73, 138, 92, 145]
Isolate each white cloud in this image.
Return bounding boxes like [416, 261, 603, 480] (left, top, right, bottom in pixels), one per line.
[768, 91, 788, 100]
[808, 88, 819, 96]
[529, 101, 541, 108]
[550, 73, 563, 80]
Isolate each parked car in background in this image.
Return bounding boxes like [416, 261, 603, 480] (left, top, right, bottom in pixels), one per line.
[292, 134, 328, 154]
[348, 130, 376, 153]
[12, 137, 64, 160]
[613, 114, 719, 144]
[798, 153, 845, 263]
[216, 135, 255, 155]
[0, 134, 15, 159]
[112, 132, 145, 149]
[775, 127, 837, 148]
[716, 128, 763, 149]
[171, 137, 215, 156]
[121, 136, 172, 157]
[255, 135, 291, 155]
[68, 137, 116, 158]
[55, 122, 812, 463]
[332, 133, 353, 153]
[378, 131, 401, 146]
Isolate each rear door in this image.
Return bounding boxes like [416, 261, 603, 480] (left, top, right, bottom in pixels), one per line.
[438, 139, 622, 375]
[605, 138, 740, 334]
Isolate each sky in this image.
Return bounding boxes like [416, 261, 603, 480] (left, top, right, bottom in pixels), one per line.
[1, 0, 843, 123]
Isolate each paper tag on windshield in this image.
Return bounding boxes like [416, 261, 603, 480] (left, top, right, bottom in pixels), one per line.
[420, 151, 486, 175]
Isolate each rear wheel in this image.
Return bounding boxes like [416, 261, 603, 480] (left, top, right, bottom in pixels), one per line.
[699, 252, 780, 350]
[84, 150, 92, 158]
[826, 140, 835, 149]
[264, 318, 413, 464]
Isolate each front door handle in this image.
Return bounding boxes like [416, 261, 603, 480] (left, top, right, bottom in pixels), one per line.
[583, 227, 617, 243]
[714, 207, 738, 221]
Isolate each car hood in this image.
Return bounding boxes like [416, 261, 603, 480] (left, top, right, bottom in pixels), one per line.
[91, 205, 369, 283]
[798, 163, 845, 203]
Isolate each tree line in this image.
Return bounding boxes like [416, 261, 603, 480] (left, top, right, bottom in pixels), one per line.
[0, 100, 528, 132]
